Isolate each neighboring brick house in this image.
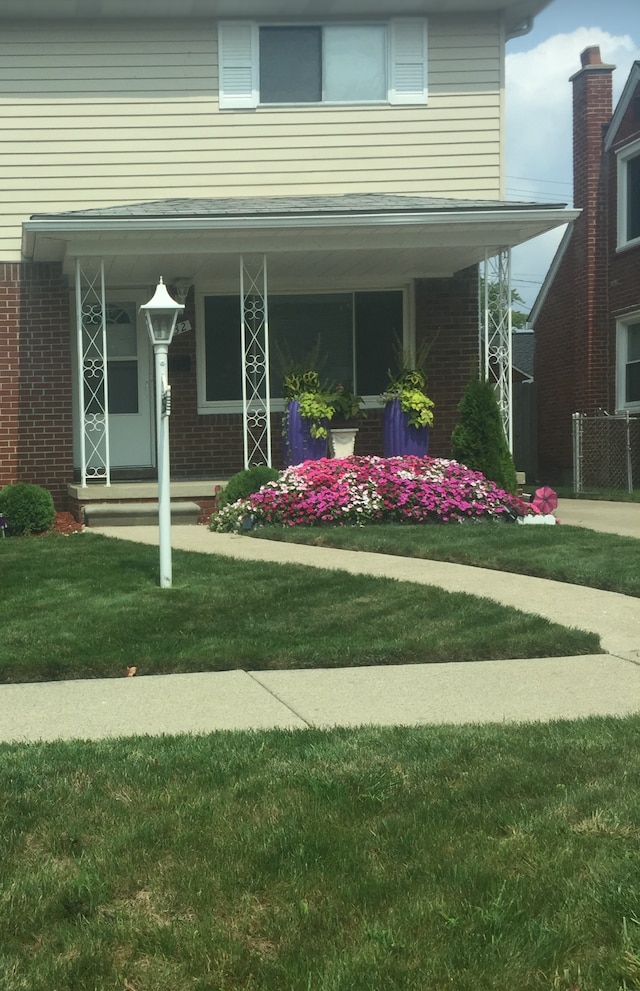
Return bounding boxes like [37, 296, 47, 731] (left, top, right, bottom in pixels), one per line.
[0, 0, 575, 518]
[532, 46, 640, 485]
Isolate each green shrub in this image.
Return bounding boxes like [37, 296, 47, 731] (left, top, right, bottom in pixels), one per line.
[0, 482, 56, 536]
[217, 465, 281, 509]
[451, 378, 518, 494]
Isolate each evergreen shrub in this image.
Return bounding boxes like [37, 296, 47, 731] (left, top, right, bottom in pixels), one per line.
[0, 482, 56, 536]
[451, 378, 518, 494]
[218, 466, 281, 508]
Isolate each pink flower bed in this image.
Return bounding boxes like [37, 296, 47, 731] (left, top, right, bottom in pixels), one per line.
[210, 456, 535, 532]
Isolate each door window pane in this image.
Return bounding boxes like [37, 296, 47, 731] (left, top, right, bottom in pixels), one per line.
[260, 27, 321, 103]
[106, 305, 136, 351]
[107, 322, 137, 358]
[324, 25, 387, 102]
[108, 362, 139, 414]
[105, 305, 139, 413]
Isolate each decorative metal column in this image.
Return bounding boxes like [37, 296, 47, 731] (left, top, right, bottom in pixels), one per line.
[240, 255, 272, 467]
[75, 258, 110, 486]
[482, 248, 513, 452]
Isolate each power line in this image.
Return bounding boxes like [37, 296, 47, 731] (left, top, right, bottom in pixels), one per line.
[506, 174, 572, 187]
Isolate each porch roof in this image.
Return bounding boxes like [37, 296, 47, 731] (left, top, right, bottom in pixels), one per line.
[23, 194, 579, 291]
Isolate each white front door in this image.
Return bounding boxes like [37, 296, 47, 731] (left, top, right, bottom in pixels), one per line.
[106, 302, 154, 468]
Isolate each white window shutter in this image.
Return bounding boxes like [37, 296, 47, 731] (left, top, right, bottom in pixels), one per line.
[218, 21, 258, 109]
[389, 19, 428, 105]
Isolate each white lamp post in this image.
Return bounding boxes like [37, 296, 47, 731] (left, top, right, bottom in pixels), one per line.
[140, 278, 184, 588]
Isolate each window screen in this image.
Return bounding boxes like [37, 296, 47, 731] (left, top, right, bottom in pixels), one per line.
[259, 27, 321, 103]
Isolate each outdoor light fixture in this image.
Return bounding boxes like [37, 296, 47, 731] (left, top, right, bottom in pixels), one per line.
[140, 278, 184, 588]
[141, 276, 184, 346]
[171, 277, 193, 306]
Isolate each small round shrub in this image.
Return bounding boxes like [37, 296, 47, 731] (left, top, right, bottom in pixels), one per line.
[0, 482, 56, 536]
[218, 465, 281, 509]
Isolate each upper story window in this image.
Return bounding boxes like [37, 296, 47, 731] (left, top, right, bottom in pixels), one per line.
[616, 317, 640, 410]
[617, 140, 640, 248]
[627, 156, 640, 241]
[218, 19, 427, 110]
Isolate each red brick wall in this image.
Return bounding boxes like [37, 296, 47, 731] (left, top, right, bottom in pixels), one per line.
[414, 266, 480, 457]
[0, 266, 20, 495]
[534, 241, 579, 479]
[535, 59, 614, 483]
[0, 262, 73, 508]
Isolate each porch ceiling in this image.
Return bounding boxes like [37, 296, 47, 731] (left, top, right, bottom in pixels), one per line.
[23, 194, 578, 292]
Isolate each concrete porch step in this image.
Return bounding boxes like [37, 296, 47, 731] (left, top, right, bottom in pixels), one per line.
[84, 501, 201, 527]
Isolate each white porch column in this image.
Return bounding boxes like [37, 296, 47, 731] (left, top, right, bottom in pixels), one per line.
[75, 258, 111, 486]
[482, 248, 513, 452]
[240, 254, 272, 467]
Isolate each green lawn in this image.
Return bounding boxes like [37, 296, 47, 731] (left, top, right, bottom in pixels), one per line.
[2, 719, 640, 991]
[0, 533, 599, 683]
[555, 486, 640, 503]
[251, 522, 640, 597]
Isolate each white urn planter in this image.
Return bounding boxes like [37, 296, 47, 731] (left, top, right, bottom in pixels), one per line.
[328, 427, 359, 459]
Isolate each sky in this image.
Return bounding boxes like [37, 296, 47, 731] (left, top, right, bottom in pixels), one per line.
[505, 0, 640, 313]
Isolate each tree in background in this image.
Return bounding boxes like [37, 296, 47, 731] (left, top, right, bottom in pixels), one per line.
[481, 278, 529, 331]
[451, 378, 518, 494]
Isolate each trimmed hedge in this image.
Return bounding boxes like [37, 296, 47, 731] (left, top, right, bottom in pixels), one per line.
[0, 483, 56, 536]
[218, 465, 281, 508]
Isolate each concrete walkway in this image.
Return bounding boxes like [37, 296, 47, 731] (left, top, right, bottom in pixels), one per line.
[1, 499, 639, 743]
[554, 498, 640, 539]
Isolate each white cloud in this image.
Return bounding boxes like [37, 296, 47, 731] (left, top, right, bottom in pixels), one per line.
[506, 28, 640, 308]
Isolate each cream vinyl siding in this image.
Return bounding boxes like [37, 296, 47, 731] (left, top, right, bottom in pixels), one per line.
[0, 16, 502, 259]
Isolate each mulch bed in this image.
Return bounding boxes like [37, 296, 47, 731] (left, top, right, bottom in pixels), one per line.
[52, 512, 84, 535]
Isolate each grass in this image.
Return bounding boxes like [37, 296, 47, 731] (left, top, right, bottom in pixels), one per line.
[0, 533, 600, 683]
[555, 486, 640, 503]
[251, 522, 640, 597]
[2, 718, 640, 991]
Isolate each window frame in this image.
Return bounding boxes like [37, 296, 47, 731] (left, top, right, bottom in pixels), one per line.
[218, 18, 428, 110]
[196, 285, 410, 415]
[616, 312, 640, 411]
[258, 23, 388, 106]
[616, 137, 640, 250]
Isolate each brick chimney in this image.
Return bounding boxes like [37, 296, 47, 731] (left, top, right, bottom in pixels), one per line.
[568, 46, 616, 413]
[570, 46, 615, 212]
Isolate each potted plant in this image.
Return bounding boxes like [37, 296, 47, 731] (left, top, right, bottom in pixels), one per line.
[381, 341, 435, 457]
[282, 368, 335, 466]
[327, 384, 365, 458]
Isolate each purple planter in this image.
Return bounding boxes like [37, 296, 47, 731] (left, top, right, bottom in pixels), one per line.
[284, 399, 328, 466]
[382, 397, 430, 457]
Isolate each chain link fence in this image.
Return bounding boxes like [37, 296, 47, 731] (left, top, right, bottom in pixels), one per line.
[572, 412, 640, 493]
